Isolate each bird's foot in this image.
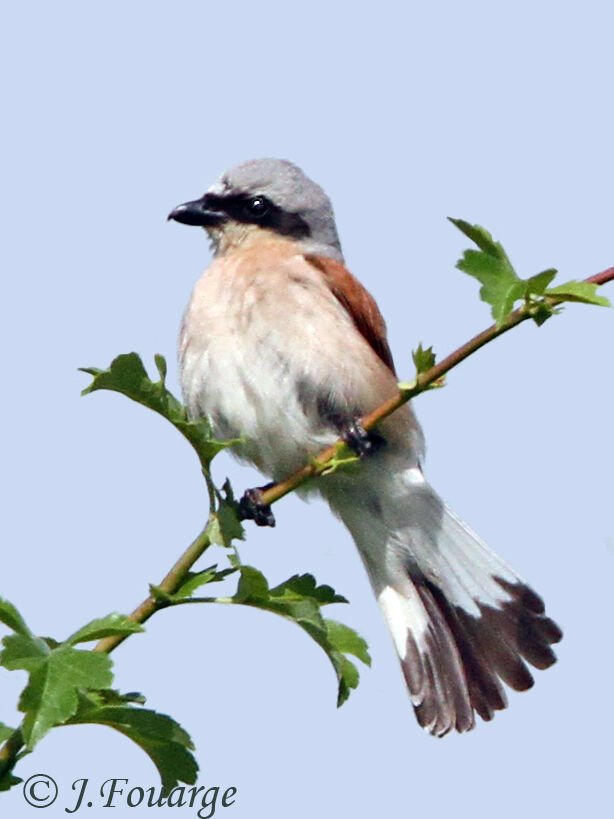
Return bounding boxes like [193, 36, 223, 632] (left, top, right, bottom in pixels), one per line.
[238, 485, 276, 527]
[341, 419, 386, 458]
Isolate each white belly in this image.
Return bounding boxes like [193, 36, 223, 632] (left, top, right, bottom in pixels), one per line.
[178, 243, 419, 481]
[179, 258, 346, 478]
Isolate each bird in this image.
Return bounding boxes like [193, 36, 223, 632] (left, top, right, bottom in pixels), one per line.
[169, 158, 562, 737]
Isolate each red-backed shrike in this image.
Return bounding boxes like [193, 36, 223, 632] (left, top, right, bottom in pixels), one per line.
[169, 159, 561, 736]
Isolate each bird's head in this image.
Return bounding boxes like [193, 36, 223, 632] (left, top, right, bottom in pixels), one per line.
[168, 158, 343, 260]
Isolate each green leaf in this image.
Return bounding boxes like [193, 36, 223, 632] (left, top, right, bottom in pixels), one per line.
[0, 598, 32, 637]
[530, 303, 556, 326]
[228, 566, 369, 706]
[80, 353, 239, 467]
[69, 702, 198, 793]
[66, 613, 145, 645]
[234, 566, 271, 602]
[449, 218, 504, 256]
[545, 280, 611, 307]
[525, 268, 557, 296]
[82, 689, 147, 707]
[0, 722, 15, 742]
[0, 773, 22, 792]
[324, 620, 371, 666]
[173, 566, 238, 600]
[206, 489, 245, 549]
[18, 645, 113, 748]
[1, 633, 49, 672]
[269, 574, 347, 605]
[449, 219, 524, 324]
[412, 344, 436, 375]
[154, 353, 167, 381]
[451, 219, 611, 323]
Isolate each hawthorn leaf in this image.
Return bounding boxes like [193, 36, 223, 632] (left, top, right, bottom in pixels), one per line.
[18, 646, 113, 748]
[449, 219, 525, 324]
[66, 614, 144, 645]
[227, 566, 369, 705]
[0, 633, 49, 672]
[173, 566, 238, 601]
[545, 280, 611, 307]
[412, 344, 436, 375]
[234, 565, 270, 602]
[324, 620, 371, 666]
[80, 353, 239, 466]
[269, 574, 347, 605]
[69, 702, 198, 794]
[525, 268, 557, 296]
[217, 500, 245, 547]
[0, 599, 32, 637]
[449, 219, 504, 255]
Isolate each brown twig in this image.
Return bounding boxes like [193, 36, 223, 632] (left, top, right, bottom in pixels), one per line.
[259, 266, 614, 507]
[0, 265, 612, 784]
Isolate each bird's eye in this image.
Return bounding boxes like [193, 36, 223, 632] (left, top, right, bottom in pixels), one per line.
[245, 196, 269, 218]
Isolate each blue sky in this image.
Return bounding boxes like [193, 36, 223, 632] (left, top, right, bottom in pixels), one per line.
[1, 2, 612, 816]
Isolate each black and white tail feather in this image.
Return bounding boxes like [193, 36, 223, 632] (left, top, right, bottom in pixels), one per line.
[329, 464, 562, 737]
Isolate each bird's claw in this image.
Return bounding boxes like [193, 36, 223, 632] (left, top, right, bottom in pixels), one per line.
[238, 487, 276, 527]
[341, 419, 386, 458]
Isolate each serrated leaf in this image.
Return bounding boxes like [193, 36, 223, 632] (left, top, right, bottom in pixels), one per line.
[412, 344, 436, 375]
[269, 574, 347, 605]
[457, 249, 524, 323]
[324, 620, 371, 666]
[545, 280, 611, 307]
[66, 613, 144, 645]
[174, 419, 241, 465]
[69, 704, 198, 793]
[0, 633, 49, 672]
[18, 646, 113, 748]
[525, 268, 557, 296]
[332, 654, 359, 705]
[206, 496, 245, 549]
[173, 566, 238, 600]
[449, 219, 504, 256]
[80, 353, 239, 467]
[227, 566, 368, 706]
[0, 598, 32, 637]
[217, 499, 245, 544]
[295, 618, 360, 707]
[450, 219, 526, 324]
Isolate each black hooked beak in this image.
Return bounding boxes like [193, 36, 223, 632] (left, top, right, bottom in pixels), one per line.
[167, 194, 227, 227]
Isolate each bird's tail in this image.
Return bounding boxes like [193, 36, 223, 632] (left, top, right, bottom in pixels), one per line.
[327, 465, 562, 737]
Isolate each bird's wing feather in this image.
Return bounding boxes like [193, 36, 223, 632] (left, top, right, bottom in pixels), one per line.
[304, 254, 397, 375]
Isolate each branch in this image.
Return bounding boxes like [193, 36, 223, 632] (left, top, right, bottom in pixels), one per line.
[1, 266, 611, 784]
[93, 524, 214, 654]
[259, 265, 614, 508]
